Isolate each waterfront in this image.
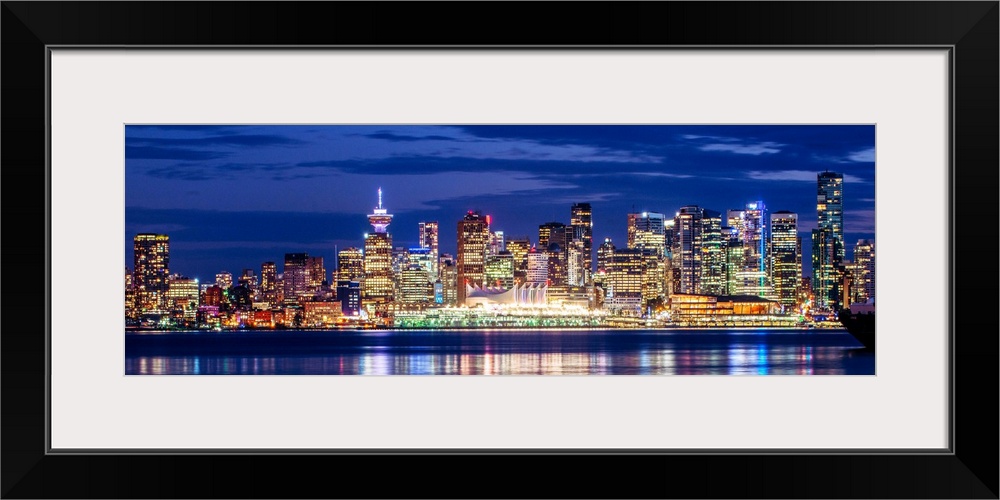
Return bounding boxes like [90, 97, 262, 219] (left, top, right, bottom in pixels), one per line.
[125, 328, 874, 375]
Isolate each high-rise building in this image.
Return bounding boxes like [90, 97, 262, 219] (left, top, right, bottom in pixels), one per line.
[566, 239, 587, 287]
[364, 189, 394, 304]
[457, 211, 490, 305]
[407, 246, 436, 282]
[484, 251, 515, 289]
[125, 267, 136, 319]
[166, 275, 200, 322]
[817, 172, 845, 262]
[526, 247, 549, 284]
[700, 210, 725, 296]
[571, 203, 593, 273]
[674, 206, 704, 294]
[488, 230, 505, 257]
[769, 211, 800, 308]
[418, 221, 439, 277]
[215, 271, 233, 291]
[399, 264, 433, 304]
[336, 280, 362, 316]
[627, 212, 667, 254]
[852, 239, 875, 303]
[282, 253, 309, 304]
[260, 262, 277, 304]
[505, 237, 531, 284]
[812, 172, 845, 310]
[727, 202, 772, 298]
[604, 248, 644, 315]
[133, 233, 170, 314]
[307, 256, 326, 289]
[439, 256, 458, 306]
[239, 268, 258, 295]
[596, 237, 615, 273]
[538, 222, 565, 250]
[336, 247, 364, 282]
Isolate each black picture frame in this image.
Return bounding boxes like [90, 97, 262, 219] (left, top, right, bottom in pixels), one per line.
[2, 2, 996, 498]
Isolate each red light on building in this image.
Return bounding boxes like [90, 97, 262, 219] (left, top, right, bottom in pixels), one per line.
[485, 215, 492, 225]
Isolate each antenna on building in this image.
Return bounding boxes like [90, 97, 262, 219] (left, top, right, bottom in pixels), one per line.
[378, 187, 383, 209]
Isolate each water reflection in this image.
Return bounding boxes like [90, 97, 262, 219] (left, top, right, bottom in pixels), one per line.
[125, 329, 871, 375]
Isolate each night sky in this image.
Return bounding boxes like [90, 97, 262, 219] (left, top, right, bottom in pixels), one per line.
[125, 125, 875, 282]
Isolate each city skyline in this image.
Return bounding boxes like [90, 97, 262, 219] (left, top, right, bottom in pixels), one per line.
[126, 125, 875, 283]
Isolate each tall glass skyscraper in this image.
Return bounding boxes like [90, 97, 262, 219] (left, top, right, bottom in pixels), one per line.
[727, 202, 771, 298]
[570, 203, 593, 275]
[418, 221, 439, 277]
[813, 172, 845, 309]
[457, 211, 490, 305]
[133, 233, 170, 314]
[769, 211, 800, 308]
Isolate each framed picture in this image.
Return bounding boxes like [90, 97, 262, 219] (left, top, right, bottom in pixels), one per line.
[3, 2, 996, 498]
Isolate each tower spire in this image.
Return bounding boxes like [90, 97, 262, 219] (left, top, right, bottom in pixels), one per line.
[378, 187, 383, 210]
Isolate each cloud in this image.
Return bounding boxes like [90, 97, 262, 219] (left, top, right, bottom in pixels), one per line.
[125, 223, 188, 234]
[700, 142, 784, 155]
[844, 209, 876, 233]
[746, 170, 866, 183]
[125, 146, 230, 161]
[364, 132, 462, 142]
[846, 147, 875, 162]
[128, 134, 305, 148]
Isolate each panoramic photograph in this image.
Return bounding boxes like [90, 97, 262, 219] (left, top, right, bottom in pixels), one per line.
[125, 125, 876, 375]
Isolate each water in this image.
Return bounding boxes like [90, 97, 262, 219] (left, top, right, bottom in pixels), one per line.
[125, 328, 874, 375]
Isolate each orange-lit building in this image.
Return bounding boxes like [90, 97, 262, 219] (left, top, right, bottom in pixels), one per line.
[669, 293, 781, 318]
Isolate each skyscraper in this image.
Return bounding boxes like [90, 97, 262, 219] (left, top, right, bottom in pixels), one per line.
[484, 251, 515, 289]
[418, 221, 439, 277]
[727, 201, 771, 298]
[133, 233, 170, 314]
[700, 209, 725, 296]
[260, 261, 277, 305]
[457, 211, 490, 305]
[505, 237, 531, 285]
[336, 247, 364, 282]
[852, 239, 875, 303]
[817, 172, 845, 261]
[282, 253, 309, 304]
[307, 256, 326, 289]
[769, 211, 800, 308]
[570, 203, 593, 274]
[364, 188, 394, 303]
[674, 206, 704, 294]
[813, 172, 845, 309]
[627, 212, 667, 306]
[526, 247, 549, 284]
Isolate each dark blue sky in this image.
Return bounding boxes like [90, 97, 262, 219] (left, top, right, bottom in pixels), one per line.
[125, 125, 875, 282]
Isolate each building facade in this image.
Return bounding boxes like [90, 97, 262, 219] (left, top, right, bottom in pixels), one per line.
[456, 211, 490, 305]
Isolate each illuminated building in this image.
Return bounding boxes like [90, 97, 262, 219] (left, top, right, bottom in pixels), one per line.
[769, 211, 801, 308]
[302, 301, 342, 327]
[166, 275, 200, 322]
[669, 294, 782, 320]
[538, 222, 565, 249]
[215, 271, 233, 291]
[505, 237, 530, 284]
[570, 203, 593, 276]
[604, 248, 644, 315]
[723, 226, 742, 295]
[852, 239, 875, 303]
[407, 247, 436, 282]
[464, 282, 548, 307]
[488, 230, 505, 257]
[674, 206, 704, 294]
[125, 267, 136, 320]
[260, 262, 277, 305]
[440, 257, 458, 305]
[627, 212, 666, 253]
[811, 228, 843, 310]
[364, 188, 395, 304]
[418, 221, 439, 277]
[336, 280, 362, 316]
[239, 269, 258, 297]
[727, 202, 772, 298]
[307, 256, 326, 289]
[282, 253, 309, 304]
[526, 247, 549, 284]
[812, 172, 845, 309]
[699, 210, 725, 296]
[202, 285, 223, 307]
[337, 247, 364, 282]
[457, 211, 490, 305]
[817, 172, 845, 261]
[400, 264, 433, 303]
[484, 251, 515, 289]
[132, 233, 170, 314]
[596, 238, 615, 274]
[566, 239, 587, 287]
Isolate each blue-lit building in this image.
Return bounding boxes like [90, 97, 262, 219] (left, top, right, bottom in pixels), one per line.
[336, 280, 362, 316]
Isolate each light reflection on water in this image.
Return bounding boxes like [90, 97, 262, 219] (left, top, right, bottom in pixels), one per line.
[125, 331, 871, 375]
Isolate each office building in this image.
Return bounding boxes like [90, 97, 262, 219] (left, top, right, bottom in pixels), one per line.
[133, 233, 170, 314]
[418, 221, 439, 277]
[364, 188, 394, 303]
[457, 211, 490, 305]
[769, 211, 801, 308]
[282, 253, 309, 304]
